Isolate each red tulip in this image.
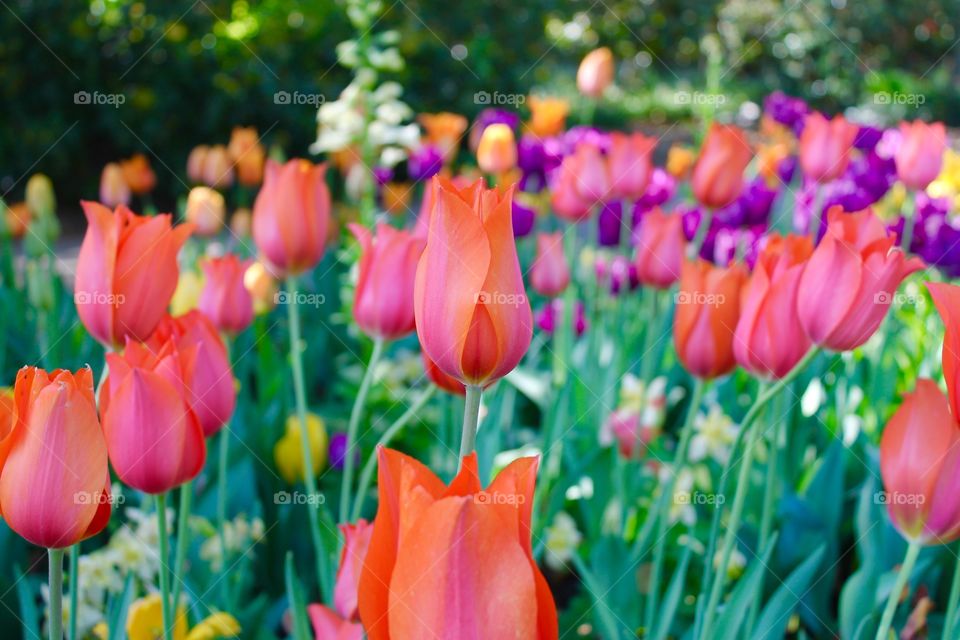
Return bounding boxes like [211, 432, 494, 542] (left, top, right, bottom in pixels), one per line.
[691, 124, 752, 209]
[798, 208, 923, 351]
[895, 120, 947, 190]
[798, 113, 858, 183]
[634, 209, 686, 289]
[608, 132, 656, 200]
[530, 232, 570, 297]
[358, 448, 558, 639]
[199, 254, 255, 334]
[349, 223, 425, 341]
[734, 234, 814, 378]
[308, 604, 363, 640]
[253, 159, 331, 276]
[0, 367, 111, 548]
[75, 202, 193, 347]
[928, 282, 960, 419]
[414, 177, 533, 386]
[334, 519, 373, 621]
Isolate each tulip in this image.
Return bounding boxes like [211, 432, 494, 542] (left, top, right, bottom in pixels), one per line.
[569, 141, 611, 204]
[527, 96, 569, 138]
[418, 112, 468, 163]
[357, 448, 558, 639]
[577, 47, 614, 98]
[798, 208, 924, 351]
[0, 367, 111, 548]
[608, 132, 656, 200]
[530, 232, 570, 297]
[184, 186, 226, 236]
[252, 159, 331, 276]
[350, 223, 425, 341]
[170, 270, 203, 317]
[5, 202, 30, 239]
[75, 202, 194, 347]
[476, 123, 517, 175]
[187, 145, 209, 183]
[674, 259, 748, 379]
[308, 605, 363, 640]
[666, 146, 696, 180]
[798, 112, 858, 183]
[202, 145, 234, 189]
[895, 120, 946, 190]
[199, 254, 255, 334]
[244, 261, 279, 315]
[25, 174, 56, 218]
[414, 177, 533, 385]
[634, 209, 686, 289]
[691, 124, 752, 209]
[928, 282, 960, 419]
[99, 163, 131, 208]
[550, 158, 593, 222]
[120, 153, 157, 195]
[422, 351, 466, 396]
[274, 413, 328, 484]
[101, 338, 206, 493]
[381, 182, 413, 215]
[228, 126, 265, 186]
[335, 519, 373, 621]
[733, 234, 814, 379]
[231, 207, 252, 237]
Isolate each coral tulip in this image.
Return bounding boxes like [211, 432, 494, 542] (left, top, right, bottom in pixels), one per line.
[798, 112, 858, 183]
[187, 145, 209, 183]
[734, 234, 814, 378]
[202, 145, 234, 189]
[674, 259, 748, 379]
[476, 123, 517, 175]
[418, 112, 468, 164]
[228, 126, 266, 186]
[530, 232, 570, 297]
[798, 208, 923, 351]
[308, 605, 363, 640]
[527, 96, 569, 138]
[120, 153, 157, 195]
[928, 282, 960, 419]
[335, 519, 373, 621]
[252, 159, 331, 276]
[691, 124, 752, 209]
[550, 158, 593, 222]
[577, 47, 614, 98]
[75, 202, 193, 347]
[895, 120, 947, 190]
[634, 209, 686, 289]
[349, 223, 425, 341]
[422, 351, 466, 396]
[358, 448, 558, 639]
[0, 367, 111, 548]
[199, 254, 255, 334]
[608, 132, 656, 200]
[414, 178, 533, 386]
[185, 186, 226, 237]
[569, 141, 611, 204]
[99, 163, 130, 208]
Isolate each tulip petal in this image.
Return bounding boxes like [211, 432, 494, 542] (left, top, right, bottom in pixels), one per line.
[929, 282, 960, 418]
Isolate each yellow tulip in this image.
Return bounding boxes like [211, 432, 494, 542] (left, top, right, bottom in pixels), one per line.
[274, 413, 329, 484]
[170, 270, 205, 317]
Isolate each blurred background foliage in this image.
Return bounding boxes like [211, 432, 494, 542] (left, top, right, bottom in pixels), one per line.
[2, 0, 959, 211]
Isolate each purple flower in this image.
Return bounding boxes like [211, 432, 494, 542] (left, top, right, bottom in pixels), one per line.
[854, 125, 884, 152]
[407, 144, 443, 181]
[329, 432, 351, 470]
[763, 91, 809, 134]
[373, 166, 394, 185]
[511, 197, 536, 237]
[597, 200, 625, 247]
[635, 168, 677, 213]
[536, 299, 587, 336]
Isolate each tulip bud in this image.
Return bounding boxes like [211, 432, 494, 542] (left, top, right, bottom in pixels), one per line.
[274, 413, 328, 484]
[895, 120, 947, 191]
[634, 209, 686, 289]
[527, 96, 569, 138]
[228, 126, 266, 186]
[120, 153, 157, 195]
[230, 208, 252, 237]
[691, 124, 752, 209]
[243, 261, 279, 315]
[99, 163, 131, 208]
[476, 123, 518, 175]
[335, 519, 373, 621]
[530, 232, 570, 297]
[202, 145, 235, 189]
[608, 132, 656, 200]
[185, 186, 226, 237]
[418, 112, 468, 164]
[798, 113, 858, 183]
[25, 174, 56, 219]
[187, 145, 209, 183]
[577, 47, 614, 98]
[199, 254, 255, 334]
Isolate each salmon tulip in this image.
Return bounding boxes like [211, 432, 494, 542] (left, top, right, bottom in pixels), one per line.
[0, 367, 111, 548]
[99, 163, 130, 208]
[357, 448, 558, 639]
[422, 351, 466, 396]
[530, 232, 570, 297]
[120, 153, 157, 195]
[308, 605, 363, 640]
[350, 223, 425, 341]
[199, 254, 255, 334]
[797, 208, 924, 351]
[895, 120, 946, 190]
[228, 126, 266, 187]
[634, 209, 686, 289]
[570, 141, 611, 204]
[252, 159, 331, 276]
[414, 178, 533, 385]
[75, 201, 193, 347]
[734, 234, 814, 378]
[334, 519, 373, 621]
[608, 132, 656, 200]
[928, 282, 960, 419]
[577, 47, 614, 98]
[550, 158, 593, 222]
[476, 123, 517, 176]
[691, 124, 752, 209]
[201, 145, 234, 189]
[798, 112, 858, 183]
[187, 145, 209, 183]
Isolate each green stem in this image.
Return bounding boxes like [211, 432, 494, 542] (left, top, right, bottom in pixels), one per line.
[571, 552, 621, 640]
[350, 386, 437, 521]
[156, 493, 172, 640]
[638, 289, 662, 384]
[67, 545, 78, 640]
[340, 338, 385, 523]
[217, 427, 230, 606]
[170, 481, 192, 619]
[48, 548, 64, 640]
[875, 541, 921, 640]
[807, 183, 824, 239]
[900, 190, 917, 253]
[688, 208, 713, 259]
[459, 385, 483, 465]
[943, 544, 960, 640]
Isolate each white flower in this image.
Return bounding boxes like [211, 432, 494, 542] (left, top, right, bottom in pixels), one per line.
[544, 512, 582, 572]
[689, 405, 739, 465]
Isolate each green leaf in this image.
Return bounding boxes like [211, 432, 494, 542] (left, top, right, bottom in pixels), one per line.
[751, 544, 826, 640]
[715, 533, 778, 640]
[106, 572, 135, 640]
[284, 552, 312, 640]
[14, 565, 39, 640]
[651, 544, 692, 640]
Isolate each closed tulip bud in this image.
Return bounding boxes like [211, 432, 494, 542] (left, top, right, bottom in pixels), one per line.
[202, 145, 234, 189]
[418, 112, 468, 164]
[798, 112, 858, 183]
[666, 146, 696, 180]
[691, 124, 752, 209]
[0, 367, 111, 548]
[476, 123, 518, 175]
[414, 178, 533, 385]
[928, 282, 960, 420]
[25, 173, 56, 218]
[199, 254, 254, 334]
[531, 232, 570, 297]
[570, 141, 611, 204]
[230, 208, 252, 237]
[335, 519, 373, 621]
[274, 413, 328, 484]
[550, 158, 593, 222]
[577, 47, 614, 98]
[634, 209, 686, 289]
[895, 120, 946, 190]
[350, 223, 425, 341]
[798, 208, 924, 351]
[75, 202, 194, 347]
[243, 261, 279, 315]
[358, 448, 558, 639]
[187, 145, 209, 183]
[228, 126, 266, 186]
[185, 186, 226, 236]
[608, 132, 656, 200]
[252, 159, 331, 276]
[674, 259, 748, 379]
[101, 338, 206, 493]
[5, 202, 30, 239]
[421, 351, 466, 396]
[120, 153, 157, 195]
[99, 163, 131, 208]
[309, 605, 363, 640]
[734, 234, 814, 379]
[880, 379, 960, 544]
[527, 96, 570, 138]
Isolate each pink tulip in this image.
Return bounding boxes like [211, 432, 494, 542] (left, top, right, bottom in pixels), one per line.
[530, 232, 570, 297]
[895, 120, 947, 190]
[308, 604, 363, 640]
[634, 209, 686, 289]
[799, 113, 858, 183]
[335, 519, 374, 621]
[199, 254, 255, 334]
[608, 132, 656, 200]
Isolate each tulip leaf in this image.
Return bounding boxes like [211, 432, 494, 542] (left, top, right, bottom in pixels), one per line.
[284, 552, 312, 640]
[651, 543, 692, 640]
[714, 533, 778, 640]
[106, 572, 135, 640]
[504, 366, 550, 408]
[750, 544, 826, 640]
[14, 565, 39, 640]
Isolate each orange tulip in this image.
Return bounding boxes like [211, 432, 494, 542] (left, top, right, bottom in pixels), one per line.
[577, 47, 614, 98]
[75, 202, 194, 347]
[187, 145, 209, 183]
[895, 120, 946, 190]
[634, 209, 686, 289]
[691, 123, 752, 209]
[185, 186, 226, 237]
[228, 126, 266, 186]
[0, 367, 111, 548]
[674, 259, 748, 379]
[358, 448, 558, 639]
[350, 223, 425, 341]
[530, 232, 570, 297]
[414, 177, 533, 385]
[99, 163, 130, 208]
[734, 234, 814, 378]
[418, 112, 468, 163]
[928, 282, 960, 419]
[798, 112, 858, 183]
[334, 519, 373, 621]
[666, 145, 696, 180]
[252, 159, 331, 276]
[202, 145, 235, 189]
[199, 254, 255, 334]
[120, 153, 157, 195]
[476, 123, 517, 175]
[798, 208, 923, 351]
[101, 338, 206, 493]
[308, 604, 363, 640]
[527, 96, 569, 138]
[608, 131, 656, 201]
[6, 202, 30, 239]
[381, 182, 413, 216]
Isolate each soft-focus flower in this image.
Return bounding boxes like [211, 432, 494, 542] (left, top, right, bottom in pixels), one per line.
[476, 123, 518, 175]
[895, 120, 946, 191]
[688, 405, 738, 465]
[5, 202, 30, 238]
[543, 512, 582, 572]
[414, 178, 533, 386]
[185, 186, 226, 237]
[228, 126, 265, 186]
[600, 376, 666, 457]
[274, 413, 328, 484]
[530, 232, 570, 297]
[608, 132, 655, 200]
[674, 259, 748, 379]
[253, 159, 331, 276]
[25, 173, 55, 217]
[381, 182, 413, 215]
[230, 208, 252, 237]
[527, 96, 569, 138]
[569, 141, 611, 204]
[407, 145, 444, 182]
[0, 367, 111, 548]
[692, 124, 752, 209]
[536, 299, 587, 337]
[99, 163, 130, 208]
[350, 223, 425, 341]
[929, 282, 960, 419]
[308, 605, 363, 640]
[126, 594, 188, 640]
[171, 270, 204, 317]
[202, 145, 235, 189]
[634, 209, 685, 289]
[577, 47, 614, 98]
[797, 208, 923, 351]
[799, 112, 858, 183]
[185, 612, 241, 640]
[335, 519, 374, 621]
[358, 448, 558, 639]
[75, 202, 193, 347]
[120, 154, 156, 195]
[243, 261, 279, 315]
[199, 254, 255, 334]
[187, 145, 209, 183]
[734, 234, 814, 378]
[418, 112, 468, 163]
[666, 146, 696, 180]
[550, 158, 593, 222]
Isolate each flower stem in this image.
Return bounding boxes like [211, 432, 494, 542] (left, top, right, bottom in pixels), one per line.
[340, 338, 385, 523]
[459, 385, 483, 465]
[170, 481, 192, 619]
[217, 427, 230, 606]
[68, 545, 78, 640]
[571, 552, 621, 640]
[156, 493, 172, 640]
[900, 190, 917, 253]
[876, 541, 921, 640]
[943, 544, 960, 640]
[48, 548, 64, 640]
